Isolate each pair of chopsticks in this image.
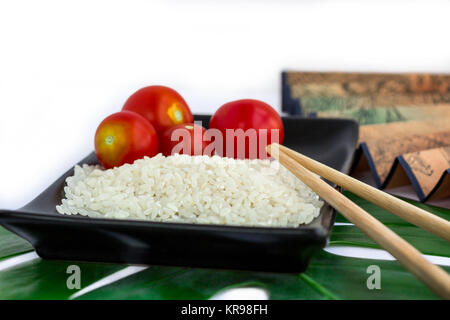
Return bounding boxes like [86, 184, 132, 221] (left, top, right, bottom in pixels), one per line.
[266, 143, 450, 299]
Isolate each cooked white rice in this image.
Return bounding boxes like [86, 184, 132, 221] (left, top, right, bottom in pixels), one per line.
[56, 154, 323, 227]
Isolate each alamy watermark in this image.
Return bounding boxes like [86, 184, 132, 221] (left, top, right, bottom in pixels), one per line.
[170, 121, 281, 160]
[366, 265, 381, 290]
[66, 264, 81, 290]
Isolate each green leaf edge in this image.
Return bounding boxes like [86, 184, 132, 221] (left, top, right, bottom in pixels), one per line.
[298, 274, 339, 300]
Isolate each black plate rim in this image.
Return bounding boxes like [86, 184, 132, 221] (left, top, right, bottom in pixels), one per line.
[0, 208, 329, 237]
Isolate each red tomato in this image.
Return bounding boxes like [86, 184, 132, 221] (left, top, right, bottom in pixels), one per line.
[122, 86, 193, 134]
[160, 123, 209, 156]
[94, 111, 159, 169]
[209, 99, 284, 159]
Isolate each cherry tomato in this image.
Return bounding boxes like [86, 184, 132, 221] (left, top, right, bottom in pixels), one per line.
[122, 85, 193, 134]
[160, 123, 209, 156]
[94, 111, 159, 169]
[209, 99, 284, 159]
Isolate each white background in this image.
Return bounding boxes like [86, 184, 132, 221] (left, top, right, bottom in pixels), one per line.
[1, 0, 450, 298]
[1, 0, 449, 208]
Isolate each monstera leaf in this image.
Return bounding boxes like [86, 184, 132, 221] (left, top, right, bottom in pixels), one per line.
[0, 226, 33, 260]
[0, 192, 448, 300]
[331, 192, 450, 258]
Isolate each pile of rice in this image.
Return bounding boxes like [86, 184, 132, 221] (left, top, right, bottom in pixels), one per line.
[56, 154, 323, 227]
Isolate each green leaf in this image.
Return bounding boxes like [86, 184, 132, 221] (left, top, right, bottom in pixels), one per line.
[0, 258, 123, 300]
[303, 250, 447, 300]
[330, 225, 450, 257]
[331, 192, 450, 257]
[76, 250, 447, 300]
[336, 191, 450, 224]
[0, 226, 33, 260]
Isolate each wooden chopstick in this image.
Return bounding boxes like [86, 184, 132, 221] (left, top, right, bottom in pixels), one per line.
[267, 144, 450, 299]
[271, 143, 450, 242]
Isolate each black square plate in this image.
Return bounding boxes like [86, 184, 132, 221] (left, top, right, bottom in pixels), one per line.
[0, 115, 358, 272]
